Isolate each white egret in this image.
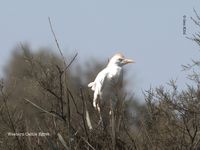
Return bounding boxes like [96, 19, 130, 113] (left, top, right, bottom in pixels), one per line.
[88, 53, 134, 112]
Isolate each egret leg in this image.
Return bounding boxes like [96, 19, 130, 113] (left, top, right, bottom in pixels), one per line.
[97, 103, 103, 127]
[93, 90, 99, 108]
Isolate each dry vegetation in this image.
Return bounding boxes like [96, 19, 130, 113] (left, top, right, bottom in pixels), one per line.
[0, 11, 200, 150]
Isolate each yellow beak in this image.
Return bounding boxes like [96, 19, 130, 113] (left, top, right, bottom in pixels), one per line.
[124, 58, 135, 64]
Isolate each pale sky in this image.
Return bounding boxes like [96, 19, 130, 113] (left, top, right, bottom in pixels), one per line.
[0, 0, 200, 99]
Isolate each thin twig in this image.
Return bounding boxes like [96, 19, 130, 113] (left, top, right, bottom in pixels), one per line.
[56, 65, 64, 117]
[35, 119, 58, 150]
[81, 137, 96, 150]
[48, 17, 66, 64]
[80, 88, 90, 139]
[80, 87, 93, 130]
[110, 98, 116, 150]
[140, 119, 154, 148]
[57, 133, 70, 150]
[48, 17, 78, 72]
[66, 88, 72, 150]
[24, 98, 60, 119]
[1, 89, 23, 150]
[122, 118, 137, 149]
[63, 53, 78, 73]
[67, 88, 82, 115]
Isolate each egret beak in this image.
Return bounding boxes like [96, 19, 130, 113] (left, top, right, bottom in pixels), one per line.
[124, 58, 135, 64]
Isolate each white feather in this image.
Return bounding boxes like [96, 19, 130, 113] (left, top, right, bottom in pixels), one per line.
[88, 53, 134, 109]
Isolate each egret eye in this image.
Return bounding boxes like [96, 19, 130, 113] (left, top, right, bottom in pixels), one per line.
[118, 58, 123, 62]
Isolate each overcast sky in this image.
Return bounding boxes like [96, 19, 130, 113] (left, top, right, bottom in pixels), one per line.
[0, 0, 200, 99]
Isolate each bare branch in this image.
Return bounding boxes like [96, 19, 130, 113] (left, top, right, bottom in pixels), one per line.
[48, 17, 78, 73]
[24, 98, 60, 119]
[81, 137, 96, 150]
[1, 86, 23, 150]
[63, 53, 78, 73]
[48, 17, 66, 64]
[57, 133, 70, 150]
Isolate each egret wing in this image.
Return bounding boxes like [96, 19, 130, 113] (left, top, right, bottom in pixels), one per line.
[95, 68, 108, 92]
[88, 82, 96, 91]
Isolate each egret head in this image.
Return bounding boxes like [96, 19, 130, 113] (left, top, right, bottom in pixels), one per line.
[108, 53, 135, 67]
